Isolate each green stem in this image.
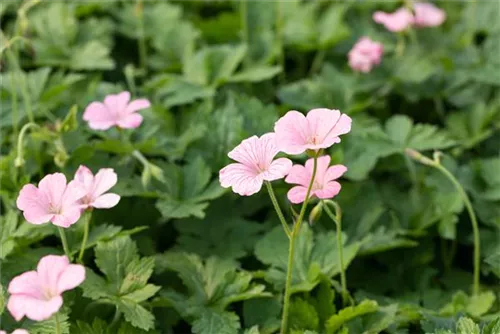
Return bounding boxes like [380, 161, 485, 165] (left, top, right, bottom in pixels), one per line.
[309, 49, 326, 75]
[78, 211, 92, 263]
[266, 182, 291, 238]
[136, 0, 147, 72]
[281, 156, 318, 334]
[110, 308, 122, 329]
[434, 164, 480, 295]
[324, 201, 349, 306]
[55, 312, 61, 334]
[58, 227, 71, 261]
[15, 122, 39, 168]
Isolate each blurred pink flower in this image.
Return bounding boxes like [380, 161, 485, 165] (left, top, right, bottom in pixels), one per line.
[74, 165, 120, 210]
[348, 37, 384, 73]
[373, 8, 414, 32]
[17, 173, 86, 228]
[219, 133, 292, 196]
[0, 330, 29, 334]
[285, 155, 347, 204]
[274, 109, 352, 155]
[83, 91, 150, 130]
[7, 255, 85, 321]
[413, 2, 446, 27]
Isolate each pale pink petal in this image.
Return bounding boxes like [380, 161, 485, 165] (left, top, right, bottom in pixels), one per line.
[305, 155, 331, 184]
[274, 111, 309, 154]
[116, 113, 143, 129]
[413, 2, 446, 27]
[319, 113, 352, 148]
[8, 271, 42, 298]
[228, 136, 261, 167]
[8, 295, 63, 321]
[287, 186, 309, 204]
[12, 330, 30, 334]
[37, 255, 69, 294]
[83, 102, 116, 130]
[103, 91, 130, 114]
[91, 168, 118, 197]
[324, 165, 348, 182]
[314, 181, 342, 200]
[57, 264, 86, 294]
[284, 165, 310, 187]
[38, 173, 67, 207]
[91, 193, 120, 209]
[61, 180, 86, 209]
[16, 185, 52, 225]
[219, 163, 262, 196]
[51, 207, 81, 228]
[74, 165, 95, 191]
[261, 158, 292, 181]
[125, 98, 151, 114]
[373, 8, 414, 32]
[348, 37, 384, 73]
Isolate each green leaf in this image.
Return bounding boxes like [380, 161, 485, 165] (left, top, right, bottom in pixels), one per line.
[278, 64, 354, 112]
[456, 317, 479, 334]
[73, 319, 112, 334]
[439, 290, 496, 317]
[243, 2, 277, 64]
[155, 157, 225, 219]
[116, 298, 156, 331]
[0, 284, 5, 315]
[289, 298, 319, 331]
[483, 317, 500, 334]
[307, 277, 336, 328]
[255, 224, 360, 292]
[325, 300, 379, 334]
[192, 309, 241, 334]
[173, 201, 268, 260]
[156, 252, 270, 319]
[228, 65, 281, 83]
[243, 298, 281, 334]
[59, 104, 78, 133]
[30, 311, 70, 334]
[95, 236, 138, 285]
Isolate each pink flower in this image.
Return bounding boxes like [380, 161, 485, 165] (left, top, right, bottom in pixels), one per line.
[83, 91, 151, 130]
[285, 155, 347, 204]
[348, 37, 384, 73]
[16, 173, 86, 228]
[0, 330, 29, 334]
[373, 8, 414, 32]
[413, 2, 446, 27]
[74, 165, 120, 210]
[219, 133, 292, 196]
[274, 109, 352, 155]
[7, 255, 85, 321]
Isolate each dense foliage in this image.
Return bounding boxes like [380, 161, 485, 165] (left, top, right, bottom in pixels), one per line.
[0, 1, 499, 333]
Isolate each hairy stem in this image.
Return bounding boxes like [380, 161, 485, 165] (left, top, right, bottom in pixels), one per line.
[58, 227, 71, 261]
[435, 164, 481, 295]
[281, 156, 318, 334]
[266, 182, 291, 238]
[78, 211, 92, 263]
[324, 201, 349, 306]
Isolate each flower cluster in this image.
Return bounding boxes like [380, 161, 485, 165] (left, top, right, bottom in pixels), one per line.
[6, 91, 138, 328]
[219, 108, 351, 204]
[17, 166, 120, 227]
[348, 2, 446, 73]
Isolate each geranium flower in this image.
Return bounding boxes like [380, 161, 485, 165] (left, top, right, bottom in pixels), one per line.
[285, 155, 347, 204]
[17, 173, 86, 228]
[83, 91, 150, 130]
[0, 330, 29, 334]
[413, 2, 446, 27]
[219, 133, 292, 196]
[274, 109, 352, 155]
[7, 255, 85, 321]
[373, 8, 414, 32]
[74, 165, 120, 210]
[348, 37, 384, 73]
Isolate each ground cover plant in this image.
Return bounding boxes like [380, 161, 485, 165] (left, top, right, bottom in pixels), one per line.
[0, 1, 499, 333]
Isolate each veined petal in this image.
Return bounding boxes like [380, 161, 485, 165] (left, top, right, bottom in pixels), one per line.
[274, 110, 310, 154]
[314, 181, 342, 200]
[287, 186, 309, 204]
[261, 158, 292, 181]
[83, 102, 116, 130]
[219, 163, 263, 196]
[92, 193, 120, 209]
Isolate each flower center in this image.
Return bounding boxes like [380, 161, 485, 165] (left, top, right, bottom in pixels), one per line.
[42, 287, 57, 300]
[309, 135, 319, 145]
[48, 203, 62, 215]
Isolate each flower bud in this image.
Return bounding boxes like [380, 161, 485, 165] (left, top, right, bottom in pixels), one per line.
[405, 148, 436, 166]
[309, 201, 323, 226]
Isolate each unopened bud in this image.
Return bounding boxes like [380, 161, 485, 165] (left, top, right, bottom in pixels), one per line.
[14, 156, 25, 168]
[309, 201, 323, 226]
[405, 148, 436, 166]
